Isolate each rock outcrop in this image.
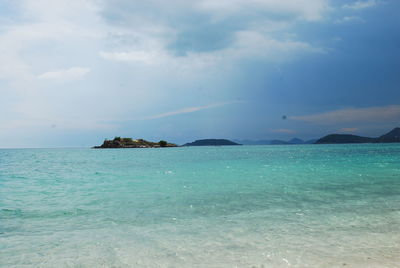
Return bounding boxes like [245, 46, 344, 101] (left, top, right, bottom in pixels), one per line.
[93, 137, 177, 148]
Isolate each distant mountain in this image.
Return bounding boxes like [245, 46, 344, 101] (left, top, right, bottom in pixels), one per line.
[270, 139, 290, 145]
[315, 128, 400, 144]
[375, 127, 400, 143]
[315, 134, 375, 144]
[288, 138, 304, 144]
[305, 139, 318, 144]
[234, 137, 318, 145]
[233, 139, 271, 145]
[183, 139, 241, 146]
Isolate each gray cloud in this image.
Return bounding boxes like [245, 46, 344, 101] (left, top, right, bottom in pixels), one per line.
[100, 0, 329, 58]
[291, 105, 400, 125]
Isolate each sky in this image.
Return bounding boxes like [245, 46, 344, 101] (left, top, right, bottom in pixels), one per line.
[0, 0, 399, 147]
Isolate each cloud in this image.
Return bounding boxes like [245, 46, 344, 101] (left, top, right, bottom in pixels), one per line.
[99, 50, 169, 64]
[0, 0, 104, 86]
[141, 101, 244, 120]
[37, 67, 90, 80]
[226, 30, 324, 59]
[343, 0, 377, 10]
[100, 30, 323, 68]
[291, 105, 400, 124]
[196, 0, 329, 21]
[339, 128, 359, 132]
[0, 118, 115, 131]
[1, 0, 329, 84]
[271, 128, 295, 134]
[335, 16, 364, 24]
[99, 0, 328, 66]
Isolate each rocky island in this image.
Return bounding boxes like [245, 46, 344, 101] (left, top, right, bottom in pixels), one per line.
[93, 137, 178, 148]
[183, 139, 241, 146]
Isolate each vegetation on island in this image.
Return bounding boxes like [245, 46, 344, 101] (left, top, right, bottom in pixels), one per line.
[93, 137, 177, 148]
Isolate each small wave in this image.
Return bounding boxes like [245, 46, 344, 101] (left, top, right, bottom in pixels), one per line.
[0, 208, 22, 217]
[0, 208, 90, 219]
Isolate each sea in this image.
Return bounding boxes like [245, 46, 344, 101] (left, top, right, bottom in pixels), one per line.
[1, 144, 400, 267]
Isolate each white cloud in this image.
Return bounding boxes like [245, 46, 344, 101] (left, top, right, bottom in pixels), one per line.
[197, 0, 329, 21]
[141, 101, 244, 120]
[19, 0, 102, 29]
[99, 51, 168, 64]
[0, 118, 115, 131]
[37, 67, 90, 80]
[228, 30, 324, 59]
[343, 0, 377, 10]
[291, 105, 400, 124]
[335, 16, 364, 24]
[0, 0, 104, 83]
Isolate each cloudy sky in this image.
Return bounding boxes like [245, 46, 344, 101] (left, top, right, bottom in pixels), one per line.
[0, 0, 399, 147]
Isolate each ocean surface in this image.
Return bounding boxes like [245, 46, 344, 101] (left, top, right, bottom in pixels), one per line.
[1, 144, 400, 267]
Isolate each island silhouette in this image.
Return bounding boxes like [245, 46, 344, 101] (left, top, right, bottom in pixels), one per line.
[315, 127, 400, 144]
[93, 127, 400, 148]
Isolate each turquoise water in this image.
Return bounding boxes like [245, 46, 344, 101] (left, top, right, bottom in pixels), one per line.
[1, 144, 400, 267]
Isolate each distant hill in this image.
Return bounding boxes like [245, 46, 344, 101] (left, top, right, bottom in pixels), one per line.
[270, 139, 290, 145]
[234, 137, 317, 145]
[183, 139, 241, 146]
[315, 127, 400, 144]
[234, 139, 272, 145]
[315, 134, 375, 144]
[305, 139, 318, 144]
[288, 138, 304, 144]
[375, 127, 400, 143]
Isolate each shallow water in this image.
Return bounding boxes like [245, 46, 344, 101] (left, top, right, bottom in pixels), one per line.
[1, 144, 400, 267]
